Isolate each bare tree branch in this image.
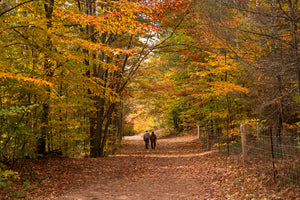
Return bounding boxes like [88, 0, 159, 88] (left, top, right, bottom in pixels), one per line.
[117, 15, 187, 94]
[0, 0, 35, 17]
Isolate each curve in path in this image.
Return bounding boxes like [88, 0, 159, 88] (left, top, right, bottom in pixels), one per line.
[113, 150, 217, 158]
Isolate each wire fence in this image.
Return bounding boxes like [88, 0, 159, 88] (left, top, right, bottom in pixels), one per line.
[198, 125, 300, 187]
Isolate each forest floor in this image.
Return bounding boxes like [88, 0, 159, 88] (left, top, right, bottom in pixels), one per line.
[3, 133, 300, 199]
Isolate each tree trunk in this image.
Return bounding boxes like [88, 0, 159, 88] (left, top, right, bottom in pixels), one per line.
[37, 0, 54, 155]
[89, 111, 99, 157]
[287, 0, 299, 102]
[38, 103, 49, 154]
[117, 101, 124, 141]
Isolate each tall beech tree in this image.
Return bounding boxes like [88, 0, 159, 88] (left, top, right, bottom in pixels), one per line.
[79, 0, 188, 157]
[38, 0, 55, 155]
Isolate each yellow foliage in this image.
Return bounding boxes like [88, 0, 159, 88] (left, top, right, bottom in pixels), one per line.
[0, 72, 53, 87]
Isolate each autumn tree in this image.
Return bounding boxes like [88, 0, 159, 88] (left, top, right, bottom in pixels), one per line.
[0, 0, 190, 162]
[212, 0, 299, 132]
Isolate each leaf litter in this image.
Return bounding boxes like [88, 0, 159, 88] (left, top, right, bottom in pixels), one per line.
[2, 134, 299, 199]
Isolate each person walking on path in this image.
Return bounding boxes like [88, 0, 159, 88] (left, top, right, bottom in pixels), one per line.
[143, 130, 150, 149]
[150, 131, 157, 149]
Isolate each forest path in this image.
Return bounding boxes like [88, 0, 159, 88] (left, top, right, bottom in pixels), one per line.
[55, 134, 226, 200]
[49, 134, 295, 200]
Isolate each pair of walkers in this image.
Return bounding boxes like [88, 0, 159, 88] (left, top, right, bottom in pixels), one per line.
[143, 130, 157, 149]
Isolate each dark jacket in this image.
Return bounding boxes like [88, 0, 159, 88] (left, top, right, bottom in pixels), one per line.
[150, 134, 157, 142]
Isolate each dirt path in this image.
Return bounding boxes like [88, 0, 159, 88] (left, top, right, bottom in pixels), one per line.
[56, 135, 226, 200]
[50, 134, 297, 200]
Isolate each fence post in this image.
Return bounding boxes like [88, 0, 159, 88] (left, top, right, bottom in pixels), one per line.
[197, 126, 200, 139]
[240, 124, 247, 164]
[207, 128, 210, 150]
